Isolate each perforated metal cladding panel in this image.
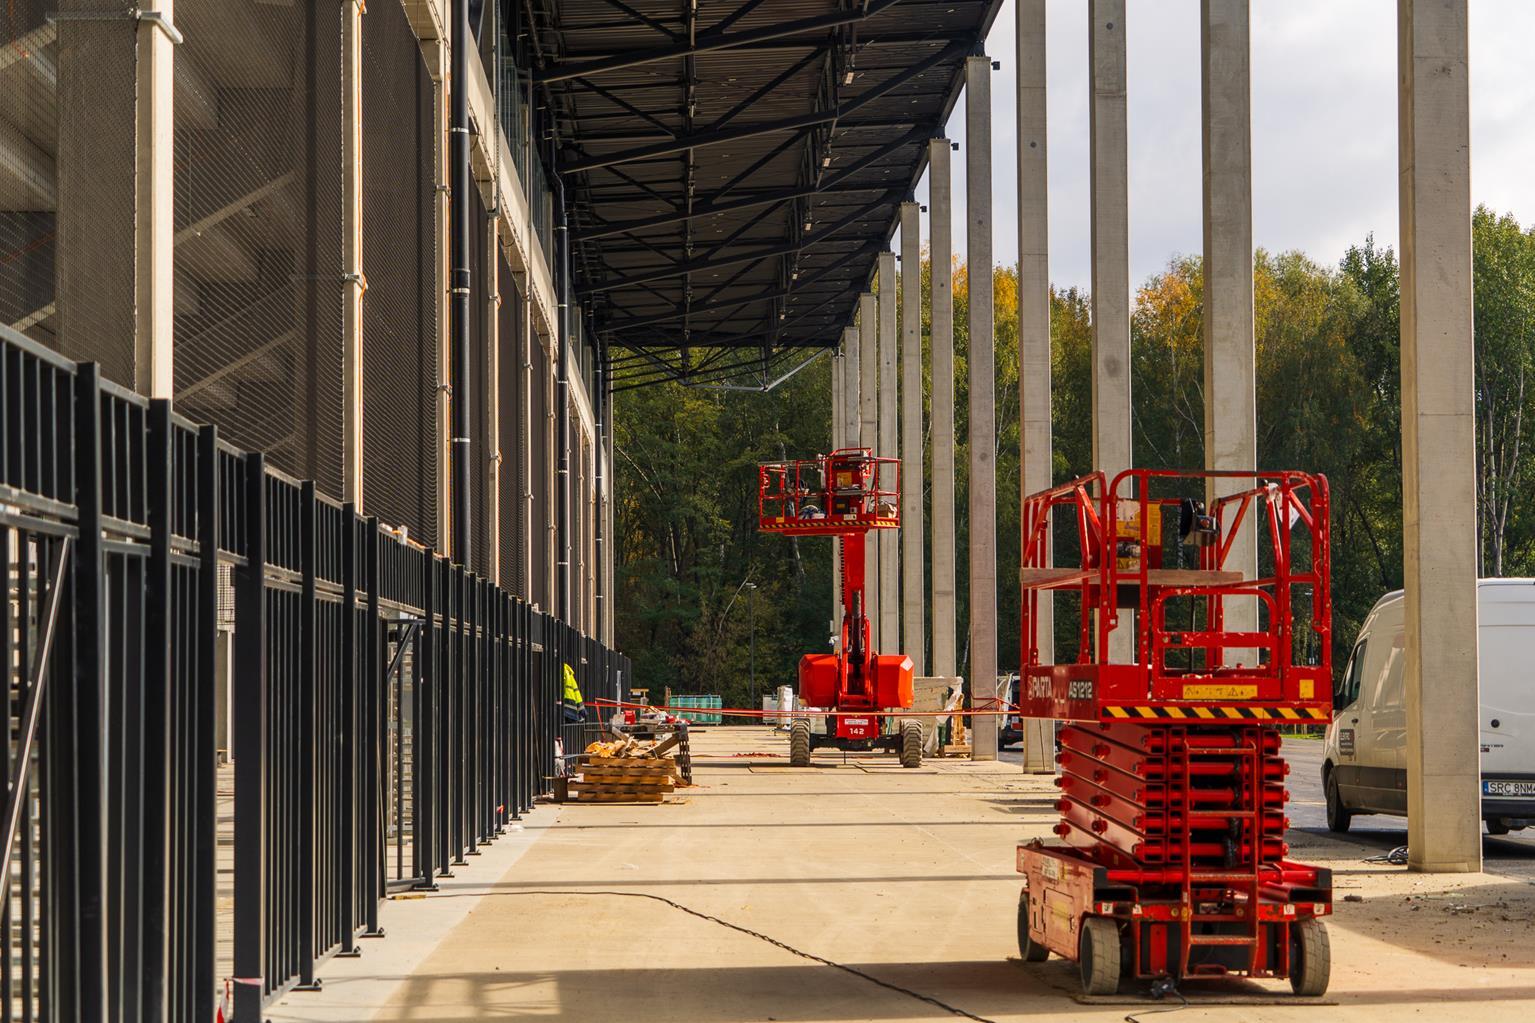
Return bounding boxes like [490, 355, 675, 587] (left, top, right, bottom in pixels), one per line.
[172, 0, 345, 497]
[55, 1, 137, 382]
[469, 188, 491, 577]
[529, 329, 548, 611]
[497, 258, 524, 596]
[361, 2, 437, 547]
[0, 3, 57, 349]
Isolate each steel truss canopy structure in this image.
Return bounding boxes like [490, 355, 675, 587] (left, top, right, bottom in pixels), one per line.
[524, 0, 1004, 375]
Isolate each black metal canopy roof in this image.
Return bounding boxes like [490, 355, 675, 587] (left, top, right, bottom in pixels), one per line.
[525, 0, 1004, 362]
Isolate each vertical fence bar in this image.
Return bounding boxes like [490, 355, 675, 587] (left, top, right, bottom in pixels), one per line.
[297, 482, 319, 987]
[232, 453, 267, 1023]
[143, 399, 175, 1020]
[193, 425, 218, 1022]
[364, 518, 385, 932]
[70, 362, 108, 1019]
[337, 504, 360, 958]
[416, 551, 438, 888]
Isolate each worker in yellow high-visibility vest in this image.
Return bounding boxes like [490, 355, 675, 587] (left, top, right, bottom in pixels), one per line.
[562, 662, 585, 723]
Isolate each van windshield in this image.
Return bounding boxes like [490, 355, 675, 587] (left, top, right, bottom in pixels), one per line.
[1337, 640, 1366, 709]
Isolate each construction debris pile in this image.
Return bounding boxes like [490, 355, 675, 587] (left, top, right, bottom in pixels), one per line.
[569, 729, 691, 804]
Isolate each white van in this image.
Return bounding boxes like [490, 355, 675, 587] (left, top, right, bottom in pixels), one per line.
[1323, 579, 1535, 835]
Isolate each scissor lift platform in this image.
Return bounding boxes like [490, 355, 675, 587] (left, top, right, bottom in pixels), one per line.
[1013, 469, 1334, 997]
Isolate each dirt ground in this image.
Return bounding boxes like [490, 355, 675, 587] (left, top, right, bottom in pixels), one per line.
[271, 726, 1535, 1023]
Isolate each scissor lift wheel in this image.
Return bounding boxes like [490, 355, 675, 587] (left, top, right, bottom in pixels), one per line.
[1079, 916, 1122, 996]
[1289, 919, 1331, 997]
[789, 719, 812, 767]
[1016, 891, 1049, 962]
[898, 720, 922, 768]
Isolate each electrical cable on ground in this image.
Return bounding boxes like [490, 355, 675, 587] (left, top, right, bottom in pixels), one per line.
[458, 889, 1003, 1023]
[1123, 977, 1189, 1022]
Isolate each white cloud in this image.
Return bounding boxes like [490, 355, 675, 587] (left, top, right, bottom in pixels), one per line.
[900, 0, 1535, 292]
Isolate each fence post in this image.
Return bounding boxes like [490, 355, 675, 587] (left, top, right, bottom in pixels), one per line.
[193, 424, 219, 1021]
[232, 452, 268, 1022]
[465, 573, 480, 855]
[143, 398, 175, 1016]
[364, 517, 385, 933]
[338, 503, 360, 957]
[416, 550, 438, 889]
[297, 481, 319, 987]
[69, 361, 108, 1018]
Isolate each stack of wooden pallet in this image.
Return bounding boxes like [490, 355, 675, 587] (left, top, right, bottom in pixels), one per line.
[568, 732, 686, 804]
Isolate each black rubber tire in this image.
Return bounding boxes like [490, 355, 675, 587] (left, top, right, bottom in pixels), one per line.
[1016, 891, 1049, 962]
[1486, 818, 1511, 836]
[1289, 918, 1331, 997]
[1078, 916, 1121, 996]
[1324, 772, 1352, 834]
[899, 720, 922, 768]
[789, 720, 811, 767]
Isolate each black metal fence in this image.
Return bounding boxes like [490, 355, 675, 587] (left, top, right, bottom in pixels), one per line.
[0, 324, 629, 1021]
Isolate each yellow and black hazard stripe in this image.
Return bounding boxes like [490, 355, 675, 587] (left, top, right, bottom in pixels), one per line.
[1103, 705, 1329, 721]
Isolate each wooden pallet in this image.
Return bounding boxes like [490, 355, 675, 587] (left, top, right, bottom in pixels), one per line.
[939, 743, 973, 758]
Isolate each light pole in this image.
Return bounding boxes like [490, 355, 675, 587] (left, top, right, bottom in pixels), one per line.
[744, 582, 758, 717]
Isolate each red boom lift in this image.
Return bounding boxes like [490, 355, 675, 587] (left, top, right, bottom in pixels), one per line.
[1014, 469, 1334, 997]
[759, 448, 919, 767]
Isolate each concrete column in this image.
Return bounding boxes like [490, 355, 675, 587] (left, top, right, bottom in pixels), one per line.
[831, 352, 843, 639]
[966, 56, 998, 761]
[1017, 0, 1055, 772]
[899, 202, 926, 675]
[877, 252, 900, 652]
[842, 326, 861, 452]
[1089, 0, 1134, 662]
[1201, 0, 1258, 662]
[433, 41, 453, 548]
[484, 217, 502, 587]
[858, 292, 880, 645]
[1398, 0, 1480, 873]
[341, 0, 364, 503]
[136, 2, 177, 399]
[928, 138, 958, 680]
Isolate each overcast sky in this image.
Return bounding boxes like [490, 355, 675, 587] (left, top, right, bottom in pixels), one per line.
[900, 0, 1535, 292]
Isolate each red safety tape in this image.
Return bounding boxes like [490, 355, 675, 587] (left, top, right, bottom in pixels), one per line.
[588, 698, 1015, 719]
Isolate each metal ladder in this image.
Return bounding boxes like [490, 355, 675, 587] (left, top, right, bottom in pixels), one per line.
[1179, 730, 1263, 977]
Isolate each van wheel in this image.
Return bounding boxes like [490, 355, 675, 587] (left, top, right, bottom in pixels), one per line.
[1325, 772, 1351, 834]
[1486, 818, 1510, 836]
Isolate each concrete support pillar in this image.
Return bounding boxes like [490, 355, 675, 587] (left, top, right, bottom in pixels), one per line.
[341, 0, 364, 503]
[835, 348, 847, 638]
[928, 139, 958, 681]
[899, 202, 926, 675]
[1017, 0, 1055, 773]
[137, 3, 177, 399]
[966, 56, 998, 761]
[842, 326, 861, 453]
[877, 252, 900, 652]
[484, 217, 502, 586]
[1398, 0, 1481, 873]
[1201, 0, 1258, 661]
[56, 2, 179, 396]
[1089, 1, 1134, 663]
[858, 292, 880, 645]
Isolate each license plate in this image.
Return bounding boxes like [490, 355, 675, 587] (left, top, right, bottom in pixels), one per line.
[843, 718, 869, 727]
[1483, 779, 1535, 797]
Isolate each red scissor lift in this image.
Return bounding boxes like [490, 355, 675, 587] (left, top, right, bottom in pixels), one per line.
[759, 448, 919, 767]
[1014, 469, 1334, 997]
